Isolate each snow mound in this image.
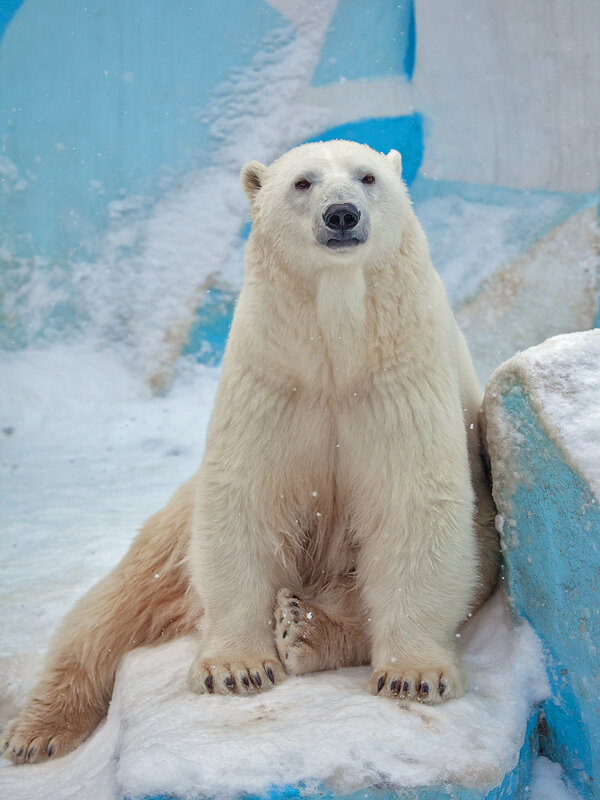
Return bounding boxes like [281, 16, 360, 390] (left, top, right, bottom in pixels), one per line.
[484, 329, 600, 500]
[0, 592, 548, 800]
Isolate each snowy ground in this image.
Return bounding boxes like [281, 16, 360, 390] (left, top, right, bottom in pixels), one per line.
[0, 341, 582, 800]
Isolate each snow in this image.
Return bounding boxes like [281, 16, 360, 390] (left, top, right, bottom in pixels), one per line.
[411, 179, 591, 308]
[0, 343, 219, 726]
[528, 756, 584, 800]
[0, 342, 550, 799]
[112, 593, 546, 799]
[484, 329, 600, 500]
[456, 205, 599, 385]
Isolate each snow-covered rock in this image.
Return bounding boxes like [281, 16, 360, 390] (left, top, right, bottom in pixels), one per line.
[484, 329, 600, 799]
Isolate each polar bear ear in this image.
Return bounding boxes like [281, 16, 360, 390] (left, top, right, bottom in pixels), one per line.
[241, 160, 268, 204]
[386, 149, 403, 176]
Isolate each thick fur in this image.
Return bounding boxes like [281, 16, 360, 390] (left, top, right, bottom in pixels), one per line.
[2, 141, 498, 765]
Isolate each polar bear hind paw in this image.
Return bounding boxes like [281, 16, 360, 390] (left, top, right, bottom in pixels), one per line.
[188, 655, 286, 695]
[369, 661, 465, 704]
[1, 715, 87, 764]
[274, 588, 316, 675]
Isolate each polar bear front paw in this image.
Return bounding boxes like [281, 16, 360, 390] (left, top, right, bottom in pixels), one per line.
[188, 654, 286, 696]
[369, 661, 465, 704]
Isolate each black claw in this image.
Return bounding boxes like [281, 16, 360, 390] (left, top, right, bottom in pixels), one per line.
[14, 747, 23, 758]
[279, 616, 284, 623]
[285, 653, 289, 659]
[204, 675, 214, 692]
[282, 630, 288, 639]
[253, 672, 262, 687]
[420, 682, 429, 696]
[27, 746, 36, 760]
[390, 678, 399, 693]
[48, 744, 55, 757]
[377, 675, 386, 692]
[290, 595, 299, 601]
[241, 675, 250, 687]
[290, 601, 299, 608]
[224, 676, 235, 689]
[402, 680, 410, 693]
[439, 682, 446, 696]
[266, 666, 275, 684]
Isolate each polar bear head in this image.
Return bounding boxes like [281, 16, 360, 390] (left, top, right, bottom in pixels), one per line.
[241, 140, 412, 274]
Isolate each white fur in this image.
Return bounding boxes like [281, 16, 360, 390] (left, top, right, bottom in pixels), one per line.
[189, 140, 498, 698]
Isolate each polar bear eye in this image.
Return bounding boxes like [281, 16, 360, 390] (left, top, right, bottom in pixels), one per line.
[295, 179, 311, 191]
[362, 174, 375, 185]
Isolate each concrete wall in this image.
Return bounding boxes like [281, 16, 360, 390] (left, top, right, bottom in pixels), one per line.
[413, 0, 600, 192]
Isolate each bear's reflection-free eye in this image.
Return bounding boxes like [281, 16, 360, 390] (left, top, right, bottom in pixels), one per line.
[362, 174, 375, 185]
[295, 179, 311, 190]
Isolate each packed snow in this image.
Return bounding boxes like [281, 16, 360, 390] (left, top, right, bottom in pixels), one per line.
[528, 757, 585, 800]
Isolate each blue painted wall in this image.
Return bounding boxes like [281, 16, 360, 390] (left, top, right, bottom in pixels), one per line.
[0, 0, 596, 360]
[311, 0, 415, 84]
[0, 0, 425, 351]
[0, 0, 418, 267]
[0, 0, 286, 263]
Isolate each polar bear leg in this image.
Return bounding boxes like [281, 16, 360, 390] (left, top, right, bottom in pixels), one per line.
[349, 460, 476, 706]
[274, 581, 370, 675]
[187, 502, 289, 695]
[358, 507, 473, 705]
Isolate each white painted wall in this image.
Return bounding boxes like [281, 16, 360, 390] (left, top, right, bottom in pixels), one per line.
[413, 0, 600, 192]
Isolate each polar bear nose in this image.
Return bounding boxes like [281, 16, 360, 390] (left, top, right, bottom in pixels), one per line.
[323, 203, 361, 233]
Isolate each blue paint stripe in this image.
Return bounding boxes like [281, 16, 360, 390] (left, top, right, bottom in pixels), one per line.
[0, 0, 23, 40]
[404, 0, 416, 79]
[181, 287, 236, 365]
[310, 0, 414, 86]
[305, 114, 424, 185]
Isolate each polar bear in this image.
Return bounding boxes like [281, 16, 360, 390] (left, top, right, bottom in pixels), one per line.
[2, 140, 499, 765]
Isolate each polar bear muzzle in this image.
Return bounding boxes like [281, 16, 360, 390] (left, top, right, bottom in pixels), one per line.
[323, 203, 363, 250]
[316, 202, 369, 250]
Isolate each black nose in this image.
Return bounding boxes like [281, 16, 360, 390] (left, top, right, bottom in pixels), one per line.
[323, 203, 361, 233]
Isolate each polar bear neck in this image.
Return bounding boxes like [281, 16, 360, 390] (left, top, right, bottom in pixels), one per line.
[239, 222, 440, 395]
[315, 264, 367, 389]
